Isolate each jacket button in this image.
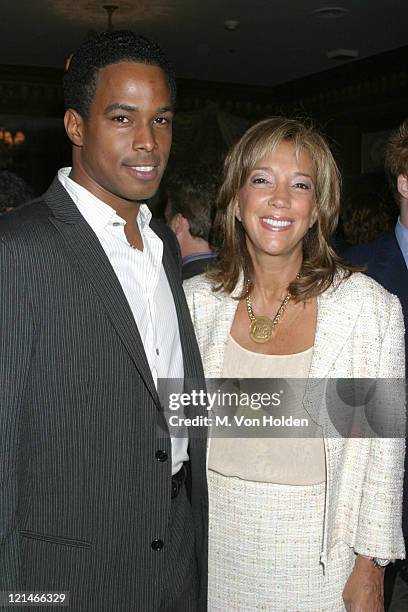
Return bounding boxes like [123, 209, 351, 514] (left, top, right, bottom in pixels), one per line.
[155, 450, 168, 462]
[151, 539, 164, 551]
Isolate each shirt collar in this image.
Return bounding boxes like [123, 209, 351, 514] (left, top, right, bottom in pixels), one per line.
[395, 217, 408, 268]
[137, 202, 152, 232]
[58, 167, 151, 233]
[182, 251, 216, 265]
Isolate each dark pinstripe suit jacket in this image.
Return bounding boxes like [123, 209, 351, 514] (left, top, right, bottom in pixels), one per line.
[0, 178, 208, 611]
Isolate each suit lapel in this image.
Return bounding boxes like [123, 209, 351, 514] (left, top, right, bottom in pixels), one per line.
[308, 279, 363, 380]
[198, 276, 245, 379]
[304, 276, 363, 424]
[152, 219, 205, 382]
[152, 220, 208, 447]
[44, 178, 159, 403]
[207, 297, 239, 378]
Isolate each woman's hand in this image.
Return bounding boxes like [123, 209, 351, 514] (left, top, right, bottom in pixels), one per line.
[342, 554, 385, 611]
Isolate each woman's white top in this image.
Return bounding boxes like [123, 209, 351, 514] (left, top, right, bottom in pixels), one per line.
[208, 336, 326, 484]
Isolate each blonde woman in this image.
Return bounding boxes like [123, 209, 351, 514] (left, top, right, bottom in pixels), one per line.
[185, 117, 405, 611]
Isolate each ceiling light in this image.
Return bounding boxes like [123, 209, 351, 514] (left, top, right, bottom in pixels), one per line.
[103, 4, 119, 31]
[312, 6, 348, 19]
[48, 0, 172, 24]
[327, 48, 359, 60]
[224, 20, 240, 31]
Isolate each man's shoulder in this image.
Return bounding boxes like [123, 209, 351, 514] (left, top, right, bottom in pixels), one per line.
[0, 196, 51, 242]
[0, 177, 75, 257]
[343, 232, 396, 266]
[342, 231, 407, 299]
[182, 254, 217, 281]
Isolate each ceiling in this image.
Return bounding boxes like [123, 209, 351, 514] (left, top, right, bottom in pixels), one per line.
[2, 0, 408, 87]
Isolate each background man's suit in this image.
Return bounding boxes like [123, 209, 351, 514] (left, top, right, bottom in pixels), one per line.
[182, 253, 218, 281]
[0, 178, 208, 611]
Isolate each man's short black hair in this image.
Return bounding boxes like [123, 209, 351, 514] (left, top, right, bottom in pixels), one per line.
[63, 30, 176, 119]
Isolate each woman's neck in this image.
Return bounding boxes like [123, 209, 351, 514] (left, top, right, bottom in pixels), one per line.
[249, 252, 302, 302]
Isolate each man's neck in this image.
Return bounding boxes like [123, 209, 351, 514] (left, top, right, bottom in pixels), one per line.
[69, 167, 141, 227]
[399, 200, 408, 230]
[180, 237, 212, 259]
[64, 166, 144, 250]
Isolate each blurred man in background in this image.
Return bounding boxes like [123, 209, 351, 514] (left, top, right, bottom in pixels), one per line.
[165, 175, 217, 280]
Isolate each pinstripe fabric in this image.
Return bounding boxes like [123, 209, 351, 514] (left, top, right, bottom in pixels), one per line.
[0, 178, 208, 611]
[160, 485, 199, 612]
[58, 168, 187, 474]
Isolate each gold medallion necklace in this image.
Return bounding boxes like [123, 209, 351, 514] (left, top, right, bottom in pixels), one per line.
[245, 278, 298, 343]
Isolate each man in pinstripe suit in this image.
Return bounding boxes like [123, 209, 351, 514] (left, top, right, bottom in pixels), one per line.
[0, 31, 208, 611]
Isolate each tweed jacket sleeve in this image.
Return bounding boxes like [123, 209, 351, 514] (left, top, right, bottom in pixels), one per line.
[353, 293, 406, 559]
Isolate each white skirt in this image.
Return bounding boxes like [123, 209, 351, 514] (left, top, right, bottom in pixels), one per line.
[208, 470, 355, 612]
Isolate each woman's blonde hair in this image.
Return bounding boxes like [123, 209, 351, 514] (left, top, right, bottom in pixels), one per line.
[209, 116, 355, 301]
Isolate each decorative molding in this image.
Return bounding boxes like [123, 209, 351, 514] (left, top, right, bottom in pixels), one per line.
[0, 66, 64, 116]
[1, 45, 407, 121]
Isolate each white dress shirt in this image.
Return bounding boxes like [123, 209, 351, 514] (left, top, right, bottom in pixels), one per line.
[395, 216, 408, 269]
[58, 168, 188, 474]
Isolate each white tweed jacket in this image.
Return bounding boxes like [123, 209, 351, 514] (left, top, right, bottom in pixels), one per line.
[184, 271, 406, 563]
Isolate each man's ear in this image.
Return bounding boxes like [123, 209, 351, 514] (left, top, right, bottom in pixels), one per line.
[168, 213, 185, 236]
[397, 174, 408, 201]
[64, 109, 85, 147]
[177, 215, 191, 238]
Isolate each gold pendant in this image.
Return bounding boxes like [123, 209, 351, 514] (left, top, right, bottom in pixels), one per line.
[249, 316, 275, 343]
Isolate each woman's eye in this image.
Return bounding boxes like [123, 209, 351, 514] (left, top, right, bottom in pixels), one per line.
[251, 176, 269, 184]
[293, 182, 311, 190]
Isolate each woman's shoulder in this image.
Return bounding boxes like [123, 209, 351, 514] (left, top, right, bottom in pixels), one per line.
[330, 270, 400, 309]
[183, 273, 221, 300]
[327, 272, 403, 338]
